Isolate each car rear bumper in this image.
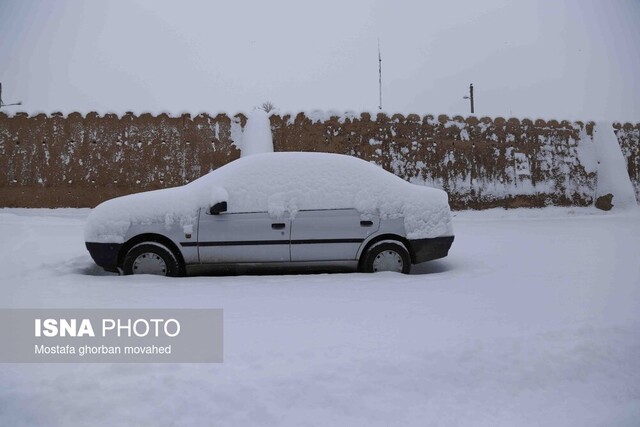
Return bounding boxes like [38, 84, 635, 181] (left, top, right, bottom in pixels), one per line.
[85, 242, 122, 273]
[408, 236, 454, 264]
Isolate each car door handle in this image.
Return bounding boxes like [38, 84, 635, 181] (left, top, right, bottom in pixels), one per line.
[271, 223, 286, 230]
[360, 220, 373, 227]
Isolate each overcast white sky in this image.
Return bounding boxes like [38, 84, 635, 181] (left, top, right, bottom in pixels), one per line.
[1, 0, 639, 121]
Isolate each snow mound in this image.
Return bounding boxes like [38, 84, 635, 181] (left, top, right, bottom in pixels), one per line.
[241, 109, 273, 157]
[85, 152, 453, 243]
[593, 122, 637, 209]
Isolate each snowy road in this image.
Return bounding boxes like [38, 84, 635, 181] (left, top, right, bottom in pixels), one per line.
[1, 207, 639, 426]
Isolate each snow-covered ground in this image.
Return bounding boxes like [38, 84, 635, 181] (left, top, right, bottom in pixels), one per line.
[1, 207, 639, 426]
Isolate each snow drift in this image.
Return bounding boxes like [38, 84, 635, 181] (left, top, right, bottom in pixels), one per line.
[5, 207, 640, 426]
[593, 122, 637, 209]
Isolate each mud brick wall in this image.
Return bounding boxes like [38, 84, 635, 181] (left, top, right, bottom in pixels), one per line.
[273, 113, 611, 209]
[0, 112, 242, 207]
[0, 111, 638, 209]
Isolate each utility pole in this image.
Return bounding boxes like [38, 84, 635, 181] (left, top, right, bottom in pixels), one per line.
[463, 83, 474, 114]
[0, 82, 22, 108]
[378, 39, 382, 110]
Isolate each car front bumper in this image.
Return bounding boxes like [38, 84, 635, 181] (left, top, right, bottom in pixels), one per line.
[85, 242, 122, 273]
[408, 236, 454, 264]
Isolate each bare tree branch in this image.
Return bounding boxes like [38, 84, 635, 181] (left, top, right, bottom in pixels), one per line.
[260, 101, 275, 113]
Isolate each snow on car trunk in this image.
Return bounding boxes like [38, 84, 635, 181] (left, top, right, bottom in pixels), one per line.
[85, 152, 453, 243]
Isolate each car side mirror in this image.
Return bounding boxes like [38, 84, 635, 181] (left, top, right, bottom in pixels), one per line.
[210, 201, 227, 215]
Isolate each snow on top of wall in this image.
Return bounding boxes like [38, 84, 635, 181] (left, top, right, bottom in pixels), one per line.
[0, 109, 250, 119]
[283, 110, 369, 125]
[444, 120, 466, 130]
[271, 110, 638, 126]
[593, 122, 637, 209]
[2, 110, 638, 131]
[85, 152, 453, 243]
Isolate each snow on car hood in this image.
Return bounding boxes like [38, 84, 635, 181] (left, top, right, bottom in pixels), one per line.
[85, 152, 453, 243]
[84, 186, 205, 243]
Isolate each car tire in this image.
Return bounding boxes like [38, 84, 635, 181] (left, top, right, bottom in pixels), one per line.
[122, 243, 181, 276]
[361, 241, 411, 274]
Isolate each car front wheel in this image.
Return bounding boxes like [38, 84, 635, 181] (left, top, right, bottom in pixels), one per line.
[361, 241, 411, 274]
[122, 243, 181, 276]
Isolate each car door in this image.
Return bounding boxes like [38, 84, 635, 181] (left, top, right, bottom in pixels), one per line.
[196, 209, 291, 264]
[290, 209, 380, 262]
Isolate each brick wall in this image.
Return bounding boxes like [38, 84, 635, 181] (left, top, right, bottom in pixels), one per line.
[0, 111, 638, 209]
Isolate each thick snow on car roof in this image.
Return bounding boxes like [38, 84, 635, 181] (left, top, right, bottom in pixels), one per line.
[85, 152, 453, 243]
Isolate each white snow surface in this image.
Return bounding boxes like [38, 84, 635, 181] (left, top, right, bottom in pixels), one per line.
[241, 109, 274, 157]
[2, 206, 640, 426]
[85, 152, 453, 243]
[593, 121, 637, 208]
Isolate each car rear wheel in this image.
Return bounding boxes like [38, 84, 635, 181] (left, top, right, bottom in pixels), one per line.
[122, 243, 181, 276]
[361, 241, 411, 274]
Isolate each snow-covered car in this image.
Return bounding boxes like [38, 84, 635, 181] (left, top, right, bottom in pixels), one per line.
[85, 152, 454, 276]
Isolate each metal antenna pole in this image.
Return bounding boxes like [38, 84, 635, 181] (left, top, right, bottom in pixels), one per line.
[463, 83, 475, 114]
[378, 39, 382, 110]
[470, 83, 474, 114]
